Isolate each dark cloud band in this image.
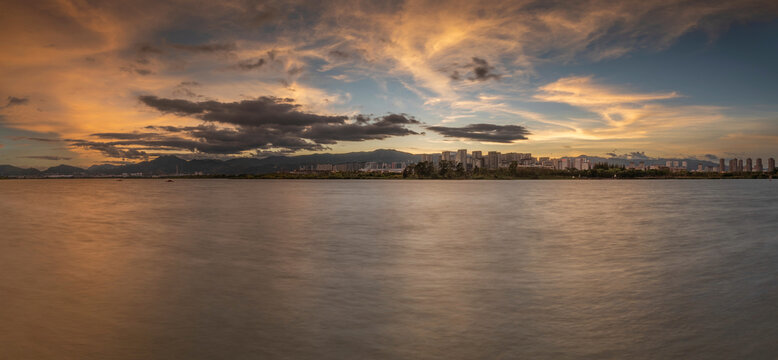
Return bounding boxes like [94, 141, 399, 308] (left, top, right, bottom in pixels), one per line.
[71, 96, 421, 158]
[427, 123, 530, 143]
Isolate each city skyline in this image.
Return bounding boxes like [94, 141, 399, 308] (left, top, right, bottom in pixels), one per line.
[2, 145, 774, 175]
[2, 0, 778, 168]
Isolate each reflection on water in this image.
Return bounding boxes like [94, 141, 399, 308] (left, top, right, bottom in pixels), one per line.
[1, 179, 776, 359]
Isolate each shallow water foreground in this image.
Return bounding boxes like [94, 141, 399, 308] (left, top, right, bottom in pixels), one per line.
[1, 179, 776, 359]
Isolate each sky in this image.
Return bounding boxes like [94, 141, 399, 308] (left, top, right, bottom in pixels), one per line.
[1, 0, 778, 168]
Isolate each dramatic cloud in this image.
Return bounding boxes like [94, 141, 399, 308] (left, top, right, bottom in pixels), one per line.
[138, 95, 349, 126]
[427, 123, 530, 143]
[1, 0, 777, 165]
[704, 154, 719, 160]
[69, 96, 422, 158]
[21, 155, 72, 161]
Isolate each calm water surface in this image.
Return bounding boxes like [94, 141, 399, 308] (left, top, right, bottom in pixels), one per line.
[1, 179, 777, 359]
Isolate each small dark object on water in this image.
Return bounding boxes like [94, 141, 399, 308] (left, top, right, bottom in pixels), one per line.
[166, 179, 174, 182]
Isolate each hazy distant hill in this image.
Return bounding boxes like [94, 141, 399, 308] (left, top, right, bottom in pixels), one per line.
[0, 165, 42, 177]
[0, 150, 725, 177]
[0, 149, 420, 176]
[41, 165, 86, 175]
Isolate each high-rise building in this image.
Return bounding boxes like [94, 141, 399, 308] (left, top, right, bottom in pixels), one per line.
[746, 158, 752, 172]
[755, 158, 763, 172]
[738, 159, 743, 172]
[561, 158, 573, 169]
[729, 159, 737, 173]
[487, 151, 500, 170]
[456, 149, 468, 167]
[666, 160, 673, 167]
[420, 154, 433, 163]
[769, 158, 775, 173]
[573, 157, 591, 170]
[719, 159, 725, 173]
[681, 161, 688, 169]
[441, 151, 453, 163]
[471, 151, 483, 169]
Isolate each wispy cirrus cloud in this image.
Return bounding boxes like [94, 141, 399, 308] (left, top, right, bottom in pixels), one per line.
[534, 76, 679, 107]
[533, 76, 724, 140]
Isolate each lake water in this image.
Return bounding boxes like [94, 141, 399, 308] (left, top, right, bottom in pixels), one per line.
[1, 179, 776, 359]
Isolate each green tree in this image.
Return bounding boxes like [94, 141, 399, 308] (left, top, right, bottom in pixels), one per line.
[455, 162, 465, 177]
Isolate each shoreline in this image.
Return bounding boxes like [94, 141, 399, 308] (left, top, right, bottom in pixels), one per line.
[1, 175, 774, 180]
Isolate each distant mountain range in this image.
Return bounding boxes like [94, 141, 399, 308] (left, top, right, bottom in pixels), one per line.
[0, 149, 725, 177]
[0, 149, 421, 176]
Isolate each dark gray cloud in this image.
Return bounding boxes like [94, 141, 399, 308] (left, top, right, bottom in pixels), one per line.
[470, 57, 500, 81]
[627, 151, 650, 159]
[172, 81, 205, 99]
[329, 50, 350, 59]
[138, 95, 349, 126]
[134, 42, 235, 66]
[427, 123, 529, 143]
[68, 140, 149, 160]
[120, 65, 152, 76]
[606, 151, 651, 159]
[238, 58, 265, 70]
[5, 96, 29, 107]
[250, 8, 277, 27]
[450, 58, 501, 81]
[21, 155, 72, 161]
[91, 132, 164, 140]
[71, 96, 421, 158]
[169, 42, 236, 53]
[24, 137, 62, 142]
[287, 65, 304, 76]
[138, 44, 163, 55]
[704, 154, 718, 160]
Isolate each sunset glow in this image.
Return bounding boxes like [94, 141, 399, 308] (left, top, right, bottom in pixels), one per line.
[1, 0, 777, 167]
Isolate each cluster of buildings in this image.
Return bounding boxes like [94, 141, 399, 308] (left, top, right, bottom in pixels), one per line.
[296, 162, 409, 173]
[421, 150, 594, 170]
[627, 158, 776, 173]
[625, 161, 688, 172]
[717, 157, 775, 173]
[295, 149, 776, 174]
